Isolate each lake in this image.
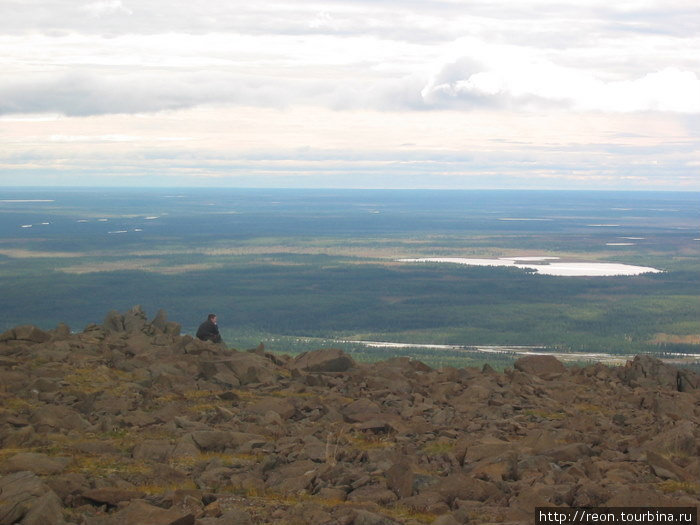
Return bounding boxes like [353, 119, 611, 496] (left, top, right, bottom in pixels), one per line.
[397, 257, 663, 276]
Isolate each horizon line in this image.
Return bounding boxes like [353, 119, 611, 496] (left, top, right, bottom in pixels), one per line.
[1, 185, 699, 194]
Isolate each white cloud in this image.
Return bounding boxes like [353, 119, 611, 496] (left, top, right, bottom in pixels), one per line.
[1, 1, 700, 189]
[82, 1, 133, 17]
[421, 53, 700, 113]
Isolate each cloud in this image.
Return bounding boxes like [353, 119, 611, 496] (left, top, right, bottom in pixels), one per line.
[6, 59, 697, 117]
[0, 70, 316, 116]
[420, 56, 700, 113]
[0, 63, 431, 116]
[82, 1, 133, 17]
[2, 1, 700, 190]
[1, 1, 699, 116]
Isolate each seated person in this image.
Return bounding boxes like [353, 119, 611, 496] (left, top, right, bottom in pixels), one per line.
[196, 313, 222, 343]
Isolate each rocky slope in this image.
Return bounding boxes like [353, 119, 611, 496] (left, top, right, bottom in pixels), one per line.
[1, 306, 699, 525]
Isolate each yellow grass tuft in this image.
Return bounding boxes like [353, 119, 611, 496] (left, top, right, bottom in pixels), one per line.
[69, 455, 151, 477]
[659, 480, 700, 494]
[574, 402, 614, 416]
[347, 432, 395, 451]
[136, 480, 198, 495]
[421, 440, 455, 455]
[169, 451, 264, 471]
[523, 408, 567, 420]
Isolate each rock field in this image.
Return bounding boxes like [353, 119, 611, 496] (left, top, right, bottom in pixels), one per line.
[1, 306, 699, 524]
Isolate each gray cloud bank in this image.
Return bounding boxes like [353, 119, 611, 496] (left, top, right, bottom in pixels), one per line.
[2, 1, 699, 116]
[2, 64, 699, 117]
[0, 70, 430, 116]
[4, 1, 700, 40]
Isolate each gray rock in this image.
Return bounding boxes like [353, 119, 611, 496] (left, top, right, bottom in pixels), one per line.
[190, 431, 261, 452]
[514, 355, 566, 377]
[123, 305, 148, 333]
[247, 397, 296, 420]
[0, 325, 51, 344]
[435, 474, 503, 503]
[132, 440, 174, 462]
[30, 405, 91, 432]
[292, 348, 355, 373]
[431, 515, 461, 525]
[544, 443, 593, 463]
[106, 500, 194, 525]
[646, 450, 689, 481]
[82, 488, 146, 506]
[618, 355, 700, 392]
[385, 460, 414, 499]
[347, 485, 398, 505]
[351, 509, 400, 525]
[231, 354, 277, 384]
[1, 452, 71, 475]
[151, 309, 169, 332]
[0, 471, 65, 525]
[103, 310, 125, 332]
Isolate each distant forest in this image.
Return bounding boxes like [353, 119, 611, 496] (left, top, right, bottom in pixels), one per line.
[1, 188, 699, 366]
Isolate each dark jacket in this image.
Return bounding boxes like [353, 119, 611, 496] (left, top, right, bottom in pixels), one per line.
[196, 319, 221, 342]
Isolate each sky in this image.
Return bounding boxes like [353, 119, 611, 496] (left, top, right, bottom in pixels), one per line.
[1, 0, 699, 189]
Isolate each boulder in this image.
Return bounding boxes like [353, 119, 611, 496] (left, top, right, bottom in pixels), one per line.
[216, 353, 277, 385]
[431, 516, 461, 525]
[341, 398, 382, 423]
[190, 431, 261, 452]
[643, 421, 697, 456]
[103, 310, 125, 332]
[51, 323, 72, 340]
[543, 443, 593, 463]
[82, 488, 146, 506]
[9, 325, 52, 344]
[385, 460, 414, 499]
[265, 460, 317, 494]
[350, 509, 401, 525]
[105, 500, 194, 525]
[620, 355, 677, 388]
[246, 397, 296, 420]
[347, 485, 398, 505]
[513, 355, 566, 377]
[1, 452, 71, 475]
[151, 309, 181, 336]
[435, 474, 503, 503]
[0, 329, 13, 343]
[291, 348, 355, 373]
[646, 451, 690, 481]
[677, 369, 699, 392]
[123, 305, 148, 333]
[132, 440, 174, 462]
[0, 471, 65, 525]
[30, 405, 91, 432]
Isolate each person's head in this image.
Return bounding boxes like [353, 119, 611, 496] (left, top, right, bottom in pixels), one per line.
[208, 313, 217, 323]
